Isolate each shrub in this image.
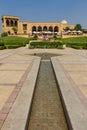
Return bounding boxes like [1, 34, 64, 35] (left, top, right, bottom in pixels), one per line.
[0, 42, 5, 46]
[1, 32, 8, 37]
[57, 46, 63, 49]
[32, 35, 38, 40]
[0, 41, 6, 50]
[6, 45, 22, 49]
[0, 46, 6, 50]
[70, 45, 82, 49]
[29, 41, 63, 49]
[12, 27, 18, 34]
[29, 46, 35, 49]
[53, 35, 57, 40]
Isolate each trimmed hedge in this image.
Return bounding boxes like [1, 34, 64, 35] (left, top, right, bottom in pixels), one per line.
[29, 41, 63, 49]
[0, 42, 5, 46]
[5, 44, 25, 49]
[0, 46, 6, 50]
[0, 42, 6, 50]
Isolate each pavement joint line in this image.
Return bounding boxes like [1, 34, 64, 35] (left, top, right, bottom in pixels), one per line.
[66, 70, 87, 72]
[51, 57, 87, 130]
[0, 84, 16, 86]
[0, 70, 26, 71]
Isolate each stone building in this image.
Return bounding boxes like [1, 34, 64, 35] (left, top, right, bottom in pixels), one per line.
[1, 15, 75, 37]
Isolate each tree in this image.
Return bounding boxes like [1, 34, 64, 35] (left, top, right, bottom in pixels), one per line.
[74, 24, 82, 31]
[64, 26, 70, 31]
[12, 27, 18, 34]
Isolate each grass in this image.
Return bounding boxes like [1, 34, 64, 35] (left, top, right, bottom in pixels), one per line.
[0, 36, 29, 49]
[0, 36, 87, 50]
[62, 36, 87, 49]
[62, 36, 87, 44]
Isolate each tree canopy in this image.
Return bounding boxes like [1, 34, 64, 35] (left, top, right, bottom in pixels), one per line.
[74, 24, 82, 31]
[64, 26, 70, 31]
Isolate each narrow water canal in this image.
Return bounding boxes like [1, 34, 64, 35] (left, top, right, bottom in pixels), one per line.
[28, 53, 68, 130]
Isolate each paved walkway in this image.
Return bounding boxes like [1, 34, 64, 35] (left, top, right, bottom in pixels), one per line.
[55, 48, 87, 109]
[51, 48, 87, 130]
[0, 47, 40, 129]
[0, 47, 87, 130]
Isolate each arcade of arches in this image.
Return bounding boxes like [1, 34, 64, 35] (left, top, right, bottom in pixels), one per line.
[2, 15, 75, 37]
[32, 26, 59, 32]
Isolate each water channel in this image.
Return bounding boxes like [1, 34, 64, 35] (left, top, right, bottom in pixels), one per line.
[28, 53, 68, 130]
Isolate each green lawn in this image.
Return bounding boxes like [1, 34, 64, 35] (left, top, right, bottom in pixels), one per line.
[0, 36, 87, 50]
[0, 36, 29, 49]
[62, 36, 87, 49]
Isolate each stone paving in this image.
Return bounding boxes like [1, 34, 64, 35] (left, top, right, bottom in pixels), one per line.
[0, 47, 87, 129]
[55, 48, 87, 110]
[0, 47, 36, 129]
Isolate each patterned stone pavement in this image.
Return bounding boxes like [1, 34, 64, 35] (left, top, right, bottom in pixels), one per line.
[55, 48, 87, 110]
[0, 47, 35, 129]
[0, 47, 87, 129]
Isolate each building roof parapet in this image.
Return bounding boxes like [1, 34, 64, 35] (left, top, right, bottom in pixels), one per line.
[2, 15, 20, 20]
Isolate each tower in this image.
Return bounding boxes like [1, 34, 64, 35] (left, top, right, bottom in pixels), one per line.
[2, 15, 19, 35]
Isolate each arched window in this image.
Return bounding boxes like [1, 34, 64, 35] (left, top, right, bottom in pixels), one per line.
[11, 20, 14, 26]
[49, 26, 53, 32]
[43, 26, 47, 31]
[54, 26, 59, 32]
[14, 21, 18, 26]
[32, 26, 36, 32]
[6, 20, 10, 26]
[38, 26, 42, 32]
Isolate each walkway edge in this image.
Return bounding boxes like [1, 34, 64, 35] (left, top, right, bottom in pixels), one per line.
[1, 57, 41, 130]
[51, 57, 87, 130]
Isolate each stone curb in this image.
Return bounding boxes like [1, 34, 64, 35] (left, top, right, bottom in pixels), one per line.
[1, 57, 41, 130]
[51, 57, 87, 130]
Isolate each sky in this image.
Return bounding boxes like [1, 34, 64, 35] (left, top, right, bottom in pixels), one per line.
[0, 0, 87, 34]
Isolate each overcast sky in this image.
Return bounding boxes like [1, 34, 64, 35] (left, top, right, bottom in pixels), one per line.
[0, 0, 87, 33]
